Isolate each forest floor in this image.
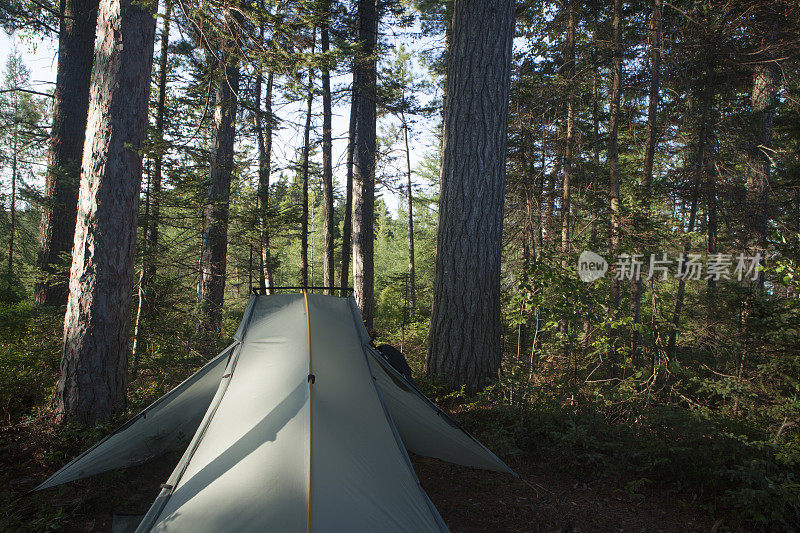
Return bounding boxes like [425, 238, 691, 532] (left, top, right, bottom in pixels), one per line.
[1, 417, 716, 532]
[417, 456, 713, 532]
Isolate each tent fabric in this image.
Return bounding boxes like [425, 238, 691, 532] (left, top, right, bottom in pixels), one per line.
[38, 292, 513, 533]
[138, 294, 313, 532]
[136, 293, 446, 533]
[34, 342, 238, 491]
[366, 346, 516, 476]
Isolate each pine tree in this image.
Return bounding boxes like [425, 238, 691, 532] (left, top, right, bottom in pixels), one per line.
[58, 0, 158, 424]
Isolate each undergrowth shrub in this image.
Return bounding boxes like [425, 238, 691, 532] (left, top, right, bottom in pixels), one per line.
[0, 303, 61, 424]
[428, 382, 800, 530]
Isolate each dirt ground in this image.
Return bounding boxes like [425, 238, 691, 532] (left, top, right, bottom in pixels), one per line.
[415, 456, 714, 533]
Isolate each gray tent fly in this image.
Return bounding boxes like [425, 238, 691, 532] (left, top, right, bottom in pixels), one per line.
[36, 293, 515, 532]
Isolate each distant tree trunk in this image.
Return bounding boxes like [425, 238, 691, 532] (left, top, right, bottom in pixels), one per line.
[584, 58, 601, 344]
[517, 119, 534, 355]
[147, 0, 170, 274]
[560, 0, 575, 254]
[607, 0, 623, 373]
[536, 117, 546, 255]
[631, 0, 661, 364]
[608, 0, 622, 375]
[132, 0, 171, 368]
[427, 0, 515, 392]
[590, 58, 600, 245]
[255, 68, 275, 294]
[300, 33, 315, 288]
[57, 0, 157, 425]
[403, 115, 415, 312]
[197, 29, 238, 338]
[543, 144, 560, 248]
[131, 163, 150, 375]
[746, 62, 777, 291]
[705, 164, 718, 345]
[8, 148, 16, 277]
[352, 0, 378, 329]
[321, 7, 335, 294]
[340, 80, 356, 297]
[668, 87, 710, 359]
[35, 0, 99, 307]
[641, 0, 661, 203]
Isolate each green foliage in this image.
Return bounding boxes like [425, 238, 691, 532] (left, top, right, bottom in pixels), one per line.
[0, 302, 61, 423]
[437, 384, 800, 529]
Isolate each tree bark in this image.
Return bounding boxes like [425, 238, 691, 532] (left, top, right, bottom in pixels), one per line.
[340, 79, 356, 297]
[197, 26, 238, 338]
[352, 0, 378, 329]
[57, 0, 158, 424]
[321, 8, 335, 294]
[427, 0, 515, 392]
[607, 0, 622, 373]
[35, 0, 99, 307]
[255, 68, 275, 293]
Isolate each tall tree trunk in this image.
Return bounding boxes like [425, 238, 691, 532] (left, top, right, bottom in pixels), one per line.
[352, 0, 378, 329]
[340, 80, 356, 297]
[255, 66, 275, 294]
[518, 118, 534, 355]
[641, 0, 661, 203]
[300, 32, 315, 288]
[35, 0, 99, 307]
[531, 114, 547, 260]
[607, 0, 623, 374]
[590, 58, 600, 246]
[631, 0, 661, 364]
[197, 27, 239, 338]
[57, 0, 158, 424]
[705, 165, 718, 345]
[746, 62, 777, 291]
[584, 56, 601, 345]
[131, 163, 150, 375]
[8, 148, 16, 278]
[321, 8, 335, 294]
[560, 0, 575, 254]
[132, 0, 171, 367]
[427, 0, 515, 392]
[147, 0, 170, 276]
[543, 136, 561, 250]
[403, 115, 415, 312]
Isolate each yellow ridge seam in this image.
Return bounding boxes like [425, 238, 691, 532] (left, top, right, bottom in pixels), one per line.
[303, 290, 313, 533]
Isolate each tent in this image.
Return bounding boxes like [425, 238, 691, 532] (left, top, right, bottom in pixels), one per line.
[37, 293, 515, 532]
